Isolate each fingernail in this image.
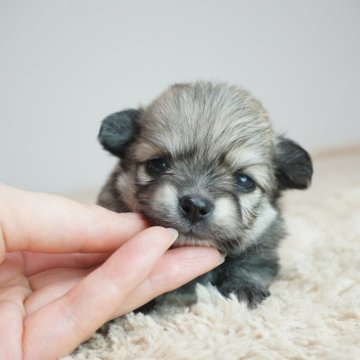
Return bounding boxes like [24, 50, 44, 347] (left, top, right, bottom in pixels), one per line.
[165, 228, 178, 243]
[219, 255, 226, 265]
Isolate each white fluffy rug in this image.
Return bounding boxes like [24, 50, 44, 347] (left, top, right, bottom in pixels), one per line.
[66, 150, 360, 360]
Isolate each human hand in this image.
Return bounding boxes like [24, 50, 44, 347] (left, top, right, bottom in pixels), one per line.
[0, 184, 222, 359]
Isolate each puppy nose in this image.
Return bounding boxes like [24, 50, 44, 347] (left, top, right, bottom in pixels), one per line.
[179, 196, 214, 223]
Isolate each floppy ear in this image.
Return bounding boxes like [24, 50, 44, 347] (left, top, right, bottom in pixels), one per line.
[274, 135, 313, 190]
[98, 109, 141, 157]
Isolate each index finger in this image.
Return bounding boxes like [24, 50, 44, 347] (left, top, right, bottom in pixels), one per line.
[0, 183, 147, 259]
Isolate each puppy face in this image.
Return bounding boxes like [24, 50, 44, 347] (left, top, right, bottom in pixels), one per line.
[99, 83, 312, 255]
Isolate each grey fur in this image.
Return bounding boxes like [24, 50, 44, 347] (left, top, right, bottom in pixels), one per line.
[97, 82, 313, 309]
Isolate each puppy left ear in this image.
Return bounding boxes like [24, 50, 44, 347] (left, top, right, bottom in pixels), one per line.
[98, 109, 141, 157]
[274, 135, 313, 190]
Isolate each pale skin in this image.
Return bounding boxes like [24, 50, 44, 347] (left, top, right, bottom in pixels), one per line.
[0, 184, 222, 360]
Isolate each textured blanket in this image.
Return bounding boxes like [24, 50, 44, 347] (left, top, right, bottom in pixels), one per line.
[66, 150, 360, 360]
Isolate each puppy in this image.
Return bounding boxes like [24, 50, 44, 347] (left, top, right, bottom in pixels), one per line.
[97, 82, 313, 309]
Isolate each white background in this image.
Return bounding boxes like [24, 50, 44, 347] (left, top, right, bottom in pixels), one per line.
[1, 0, 359, 195]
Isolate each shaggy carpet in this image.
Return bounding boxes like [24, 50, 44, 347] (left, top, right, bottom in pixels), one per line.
[65, 150, 360, 360]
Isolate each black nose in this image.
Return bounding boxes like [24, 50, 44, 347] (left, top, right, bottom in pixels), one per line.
[179, 196, 214, 223]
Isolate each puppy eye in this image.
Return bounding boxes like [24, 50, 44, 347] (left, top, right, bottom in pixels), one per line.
[146, 158, 170, 176]
[235, 173, 256, 192]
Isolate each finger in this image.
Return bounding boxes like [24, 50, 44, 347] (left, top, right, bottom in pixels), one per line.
[0, 183, 147, 259]
[23, 251, 110, 276]
[26, 269, 89, 315]
[26, 248, 222, 316]
[112, 246, 222, 316]
[28, 268, 90, 291]
[23, 226, 177, 359]
[0, 270, 31, 360]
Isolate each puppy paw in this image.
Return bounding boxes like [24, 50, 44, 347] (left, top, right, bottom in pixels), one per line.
[218, 282, 270, 308]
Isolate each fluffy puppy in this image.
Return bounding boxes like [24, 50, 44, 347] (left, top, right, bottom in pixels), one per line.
[97, 82, 313, 308]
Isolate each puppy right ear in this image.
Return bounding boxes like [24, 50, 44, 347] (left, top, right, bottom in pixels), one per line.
[274, 135, 313, 191]
[98, 109, 141, 157]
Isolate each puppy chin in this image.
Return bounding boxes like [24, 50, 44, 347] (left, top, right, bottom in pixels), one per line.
[170, 232, 246, 258]
[171, 233, 216, 249]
